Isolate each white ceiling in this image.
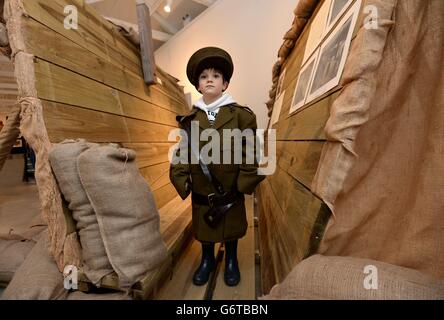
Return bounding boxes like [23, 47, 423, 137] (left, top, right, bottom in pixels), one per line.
[86, 0, 218, 50]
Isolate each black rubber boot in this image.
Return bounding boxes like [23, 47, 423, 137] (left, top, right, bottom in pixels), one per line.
[192, 242, 216, 286]
[224, 240, 240, 286]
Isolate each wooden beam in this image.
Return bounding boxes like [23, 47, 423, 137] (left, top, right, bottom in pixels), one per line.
[137, 2, 156, 85]
[104, 16, 172, 42]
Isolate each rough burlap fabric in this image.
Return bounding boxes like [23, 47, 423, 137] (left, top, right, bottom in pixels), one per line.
[0, 239, 35, 287]
[4, 0, 82, 271]
[0, 103, 20, 170]
[77, 144, 167, 289]
[49, 140, 114, 285]
[263, 255, 444, 300]
[311, 0, 444, 281]
[1, 230, 68, 300]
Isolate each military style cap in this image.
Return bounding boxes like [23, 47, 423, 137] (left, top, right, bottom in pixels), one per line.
[186, 47, 234, 89]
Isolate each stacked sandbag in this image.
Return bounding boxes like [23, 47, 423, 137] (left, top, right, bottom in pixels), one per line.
[49, 140, 114, 285]
[0, 218, 47, 288]
[1, 230, 68, 300]
[77, 144, 167, 289]
[0, 239, 35, 287]
[263, 255, 444, 300]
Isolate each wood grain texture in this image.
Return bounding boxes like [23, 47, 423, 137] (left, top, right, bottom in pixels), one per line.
[152, 182, 178, 209]
[274, 91, 336, 140]
[121, 143, 173, 168]
[154, 239, 208, 300]
[33, 58, 179, 127]
[21, 17, 187, 114]
[42, 100, 130, 143]
[276, 140, 324, 189]
[136, 3, 156, 85]
[22, 0, 141, 76]
[257, 167, 331, 294]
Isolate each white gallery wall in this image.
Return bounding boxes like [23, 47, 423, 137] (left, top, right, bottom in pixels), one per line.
[154, 0, 300, 129]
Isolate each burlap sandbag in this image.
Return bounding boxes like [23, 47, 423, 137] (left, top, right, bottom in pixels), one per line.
[0, 239, 35, 287]
[263, 255, 444, 300]
[49, 139, 114, 285]
[1, 230, 68, 300]
[49, 140, 113, 283]
[77, 144, 167, 289]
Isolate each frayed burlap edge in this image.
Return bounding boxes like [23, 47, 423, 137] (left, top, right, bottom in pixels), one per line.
[311, 0, 397, 214]
[265, 0, 320, 117]
[3, 0, 81, 272]
[0, 102, 20, 169]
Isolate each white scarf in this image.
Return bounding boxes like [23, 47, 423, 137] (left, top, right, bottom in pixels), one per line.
[194, 93, 236, 123]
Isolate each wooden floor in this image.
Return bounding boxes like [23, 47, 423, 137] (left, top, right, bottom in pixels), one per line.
[155, 195, 256, 300]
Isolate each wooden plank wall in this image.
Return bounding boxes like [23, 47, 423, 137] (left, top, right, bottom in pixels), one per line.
[0, 54, 18, 121]
[17, 0, 189, 209]
[258, 0, 364, 294]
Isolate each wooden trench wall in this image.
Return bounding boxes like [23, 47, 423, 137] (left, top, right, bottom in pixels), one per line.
[1, 0, 189, 272]
[257, 0, 366, 294]
[0, 55, 17, 119]
[3, 0, 189, 210]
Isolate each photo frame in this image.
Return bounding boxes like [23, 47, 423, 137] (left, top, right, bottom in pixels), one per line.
[326, 0, 354, 32]
[302, 0, 331, 64]
[289, 48, 319, 114]
[306, 0, 361, 104]
[269, 91, 284, 128]
[275, 69, 286, 99]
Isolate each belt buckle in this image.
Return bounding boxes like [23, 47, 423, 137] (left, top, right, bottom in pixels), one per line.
[207, 193, 215, 207]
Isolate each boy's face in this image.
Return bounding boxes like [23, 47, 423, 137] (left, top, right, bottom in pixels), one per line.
[197, 68, 228, 101]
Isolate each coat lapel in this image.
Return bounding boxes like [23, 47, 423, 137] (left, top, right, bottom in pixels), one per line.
[212, 106, 235, 130]
[194, 109, 211, 130]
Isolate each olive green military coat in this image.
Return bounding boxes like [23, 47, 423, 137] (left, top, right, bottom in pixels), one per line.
[169, 103, 265, 242]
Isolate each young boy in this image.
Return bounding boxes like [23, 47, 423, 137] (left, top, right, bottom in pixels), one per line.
[170, 47, 264, 286]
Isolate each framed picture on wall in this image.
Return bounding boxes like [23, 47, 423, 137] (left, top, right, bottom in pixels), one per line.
[289, 48, 319, 114]
[269, 91, 284, 128]
[302, 0, 331, 64]
[275, 69, 286, 99]
[306, 0, 361, 104]
[326, 0, 355, 32]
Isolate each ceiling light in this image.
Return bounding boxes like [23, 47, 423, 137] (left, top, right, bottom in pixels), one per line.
[163, 4, 171, 13]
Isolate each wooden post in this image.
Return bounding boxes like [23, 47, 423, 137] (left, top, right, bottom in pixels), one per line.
[136, 1, 156, 86]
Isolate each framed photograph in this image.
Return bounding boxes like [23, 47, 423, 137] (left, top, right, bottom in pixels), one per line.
[302, 0, 331, 64]
[326, 0, 354, 32]
[275, 69, 286, 99]
[306, 0, 361, 104]
[269, 92, 284, 128]
[289, 48, 319, 114]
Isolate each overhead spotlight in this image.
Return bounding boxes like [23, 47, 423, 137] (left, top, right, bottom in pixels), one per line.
[164, 0, 172, 13]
